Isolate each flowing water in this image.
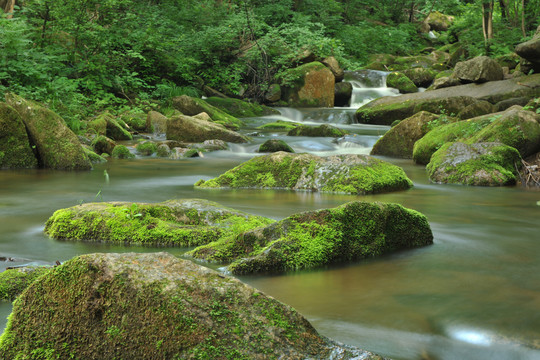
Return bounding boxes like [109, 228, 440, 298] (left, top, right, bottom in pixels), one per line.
[1, 75, 539, 360]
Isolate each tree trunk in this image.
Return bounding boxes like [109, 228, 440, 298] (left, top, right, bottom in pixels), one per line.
[3, 0, 15, 18]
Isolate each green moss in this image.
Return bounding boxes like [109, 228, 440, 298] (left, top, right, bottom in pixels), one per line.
[356, 99, 418, 125]
[120, 112, 147, 132]
[258, 139, 294, 153]
[111, 145, 135, 159]
[257, 120, 300, 130]
[83, 147, 107, 164]
[386, 72, 418, 93]
[0, 253, 338, 359]
[0, 266, 52, 301]
[226, 201, 433, 274]
[190, 97, 243, 130]
[0, 103, 38, 169]
[427, 142, 521, 186]
[413, 117, 494, 164]
[136, 141, 158, 156]
[44, 199, 273, 247]
[286, 124, 348, 137]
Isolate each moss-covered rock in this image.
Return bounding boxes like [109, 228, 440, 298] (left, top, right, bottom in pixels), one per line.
[120, 111, 148, 132]
[166, 115, 249, 143]
[454, 56, 504, 83]
[280, 62, 335, 107]
[426, 142, 521, 186]
[111, 145, 135, 159]
[83, 147, 108, 164]
[0, 252, 385, 360]
[44, 199, 274, 246]
[386, 72, 418, 93]
[258, 139, 294, 153]
[401, 68, 438, 88]
[91, 135, 116, 155]
[334, 81, 353, 107]
[0, 266, 52, 301]
[86, 114, 107, 135]
[412, 116, 495, 164]
[195, 152, 413, 195]
[0, 102, 38, 169]
[147, 110, 168, 135]
[457, 100, 496, 120]
[424, 11, 454, 31]
[371, 111, 457, 158]
[287, 124, 348, 137]
[5, 93, 92, 170]
[218, 201, 433, 274]
[466, 107, 540, 158]
[136, 141, 158, 156]
[90, 112, 133, 141]
[257, 120, 301, 130]
[156, 144, 171, 157]
[171, 95, 242, 130]
[204, 97, 278, 118]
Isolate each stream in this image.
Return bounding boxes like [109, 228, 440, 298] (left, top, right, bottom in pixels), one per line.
[1, 72, 539, 360]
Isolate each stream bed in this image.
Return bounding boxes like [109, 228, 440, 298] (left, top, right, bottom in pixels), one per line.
[1, 75, 539, 360]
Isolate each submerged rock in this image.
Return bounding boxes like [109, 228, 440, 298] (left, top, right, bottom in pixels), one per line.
[427, 142, 521, 186]
[5, 93, 92, 170]
[0, 252, 386, 359]
[215, 201, 433, 274]
[167, 114, 249, 143]
[0, 103, 38, 169]
[195, 152, 413, 195]
[44, 199, 274, 246]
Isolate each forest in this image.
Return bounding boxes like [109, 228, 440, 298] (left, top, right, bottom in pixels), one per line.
[1, 0, 539, 131]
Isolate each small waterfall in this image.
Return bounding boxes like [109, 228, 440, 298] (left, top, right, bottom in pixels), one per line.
[344, 70, 399, 108]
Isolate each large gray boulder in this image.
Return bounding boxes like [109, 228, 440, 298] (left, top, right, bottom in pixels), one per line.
[0, 252, 386, 359]
[0, 103, 38, 169]
[166, 115, 249, 143]
[515, 26, 540, 73]
[356, 74, 540, 125]
[5, 94, 92, 170]
[454, 56, 504, 83]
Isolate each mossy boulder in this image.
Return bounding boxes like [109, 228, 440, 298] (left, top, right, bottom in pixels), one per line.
[0, 252, 384, 360]
[156, 144, 171, 157]
[195, 152, 413, 195]
[171, 95, 242, 130]
[147, 110, 168, 135]
[386, 72, 418, 93]
[0, 266, 52, 301]
[44, 199, 274, 246]
[370, 111, 456, 158]
[111, 145, 135, 159]
[0, 103, 38, 169]
[91, 135, 116, 155]
[83, 147, 108, 164]
[456, 100, 496, 120]
[287, 124, 347, 137]
[427, 142, 521, 186]
[412, 116, 496, 165]
[280, 62, 335, 108]
[264, 84, 281, 103]
[204, 97, 278, 118]
[136, 141, 158, 156]
[87, 114, 107, 135]
[257, 120, 300, 131]
[216, 201, 433, 274]
[91, 112, 133, 141]
[424, 11, 454, 31]
[166, 115, 249, 143]
[466, 106, 540, 158]
[120, 111, 148, 132]
[454, 56, 504, 83]
[258, 139, 294, 153]
[401, 68, 437, 88]
[5, 93, 92, 170]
